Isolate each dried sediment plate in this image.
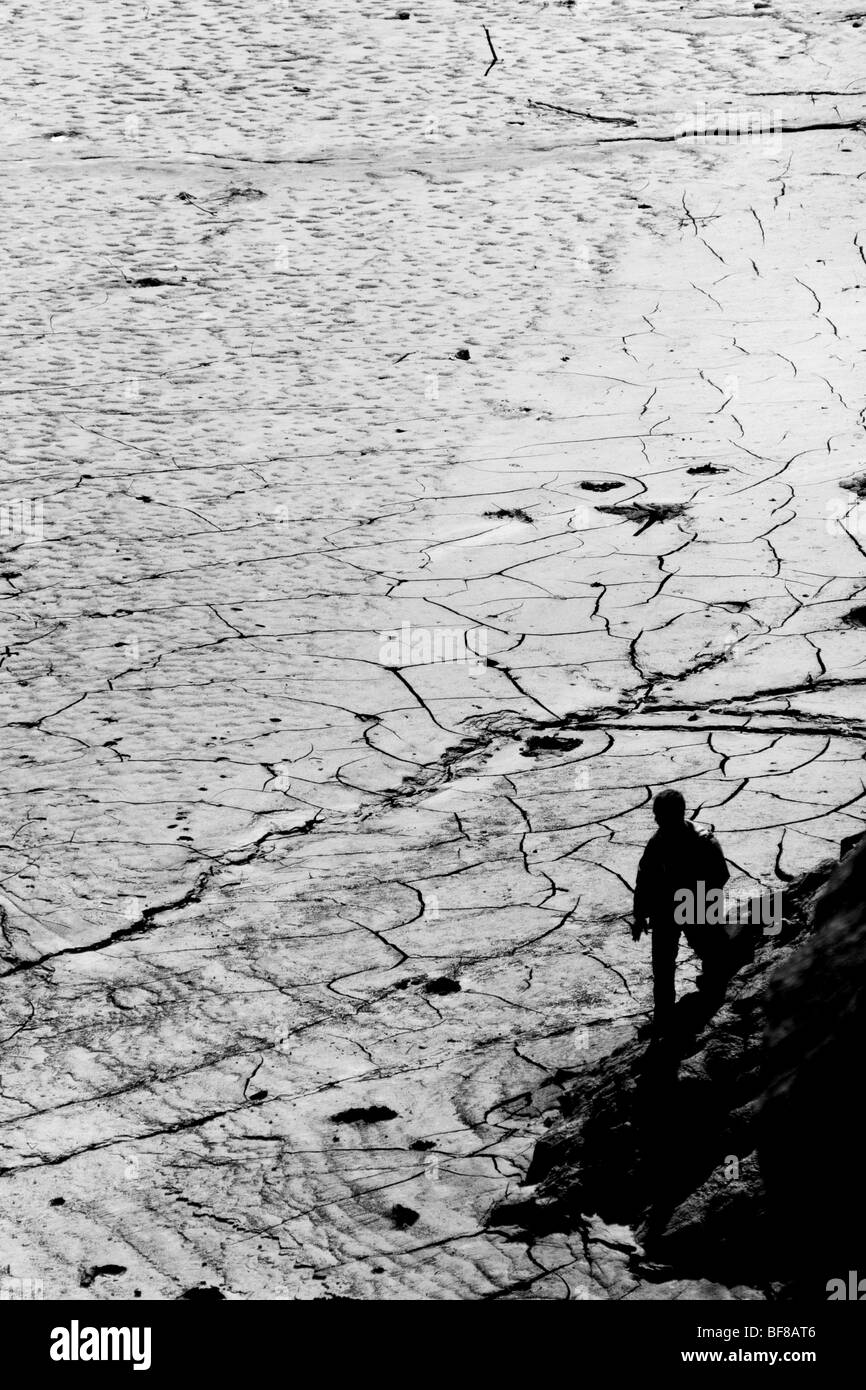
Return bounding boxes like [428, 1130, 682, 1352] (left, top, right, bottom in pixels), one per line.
[0, 1, 864, 1299]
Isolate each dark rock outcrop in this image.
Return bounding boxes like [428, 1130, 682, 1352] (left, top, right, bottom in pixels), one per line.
[490, 835, 866, 1298]
[759, 836, 866, 1296]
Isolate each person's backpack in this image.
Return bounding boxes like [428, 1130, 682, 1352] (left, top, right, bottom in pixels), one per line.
[692, 822, 729, 892]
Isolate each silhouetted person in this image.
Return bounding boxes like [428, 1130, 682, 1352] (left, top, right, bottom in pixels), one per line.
[632, 789, 730, 1034]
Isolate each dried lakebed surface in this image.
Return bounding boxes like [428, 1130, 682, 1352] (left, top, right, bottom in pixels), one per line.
[1, 1, 865, 1298]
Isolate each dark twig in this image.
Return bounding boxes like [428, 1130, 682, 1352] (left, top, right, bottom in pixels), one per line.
[483, 26, 498, 77]
[528, 98, 637, 127]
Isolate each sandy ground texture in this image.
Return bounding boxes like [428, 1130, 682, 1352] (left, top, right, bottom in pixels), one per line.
[0, 0, 865, 1299]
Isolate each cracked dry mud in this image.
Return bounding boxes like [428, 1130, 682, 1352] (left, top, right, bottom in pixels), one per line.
[1, 1, 864, 1300]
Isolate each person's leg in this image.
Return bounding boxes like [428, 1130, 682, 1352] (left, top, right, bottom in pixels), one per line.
[651, 921, 679, 1030]
[686, 924, 729, 1004]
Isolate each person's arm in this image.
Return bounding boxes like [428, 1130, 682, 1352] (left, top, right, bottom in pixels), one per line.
[704, 834, 730, 890]
[632, 844, 654, 939]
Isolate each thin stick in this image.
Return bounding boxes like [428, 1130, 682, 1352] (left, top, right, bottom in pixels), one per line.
[529, 99, 636, 127]
[483, 26, 498, 77]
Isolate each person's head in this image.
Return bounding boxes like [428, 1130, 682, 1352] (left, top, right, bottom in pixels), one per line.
[653, 788, 686, 828]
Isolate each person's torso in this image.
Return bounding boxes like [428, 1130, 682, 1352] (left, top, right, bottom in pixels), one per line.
[646, 823, 717, 916]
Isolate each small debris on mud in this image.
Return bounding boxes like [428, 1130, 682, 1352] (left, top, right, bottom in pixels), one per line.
[484, 507, 533, 522]
[80, 1264, 127, 1288]
[424, 976, 461, 995]
[521, 734, 584, 756]
[391, 1204, 420, 1228]
[331, 1105, 399, 1124]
